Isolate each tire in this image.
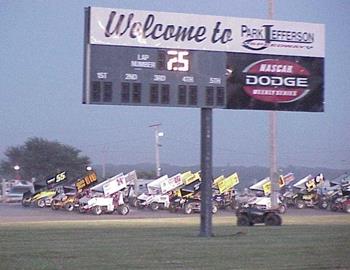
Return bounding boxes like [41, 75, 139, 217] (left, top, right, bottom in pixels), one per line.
[37, 199, 46, 208]
[184, 203, 193, 214]
[135, 200, 144, 209]
[128, 197, 137, 208]
[93, 205, 103, 215]
[150, 202, 159, 211]
[51, 203, 59, 210]
[237, 215, 250, 226]
[330, 203, 338, 212]
[65, 203, 75, 212]
[230, 200, 238, 210]
[318, 200, 329, 209]
[278, 204, 287, 214]
[345, 204, 350, 213]
[78, 206, 86, 214]
[117, 205, 130, 215]
[169, 203, 177, 213]
[22, 198, 31, 207]
[296, 200, 305, 209]
[264, 213, 282, 226]
[212, 203, 218, 214]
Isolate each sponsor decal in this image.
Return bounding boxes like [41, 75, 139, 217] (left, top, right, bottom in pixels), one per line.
[243, 59, 310, 103]
[75, 171, 98, 192]
[46, 171, 67, 187]
[241, 24, 315, 51]
[305, 173, 324, 192]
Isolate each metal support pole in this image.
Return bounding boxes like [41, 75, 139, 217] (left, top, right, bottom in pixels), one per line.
[102, 145, 107, 179]
[2, 178, 6, 203]
[155, 126, 161, 177]
[150, 123, 161, 177]
[269, 111, 279, 207]
[199, 108, 213, 237]
[268, 0, 279, 208]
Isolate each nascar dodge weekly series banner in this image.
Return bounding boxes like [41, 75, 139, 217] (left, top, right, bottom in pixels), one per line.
[86, 7, 324, 112]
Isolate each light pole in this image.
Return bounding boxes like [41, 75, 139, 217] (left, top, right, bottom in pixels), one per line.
[149, 123, 163, 177]
[267, 0, 279, 209]
[14, 165, 20, 180]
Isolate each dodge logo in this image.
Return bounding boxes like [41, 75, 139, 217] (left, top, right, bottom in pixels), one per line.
[243, 59, 310, 103]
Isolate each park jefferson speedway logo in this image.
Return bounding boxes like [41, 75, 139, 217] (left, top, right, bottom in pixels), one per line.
[242, 59, 310, 103]
[241, 24, 315, 51]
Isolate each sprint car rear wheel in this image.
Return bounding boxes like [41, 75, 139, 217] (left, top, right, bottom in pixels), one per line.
[135, 200, 144, 209]
[319, 200, 329, 209]
[237, 215, 250, 226]
[93, 206, 103, 215]
[65, 203, 74, 212]
[278, 204, 287, 214]
[150, 202, 159, 211]
[128, 197, 137, 208]
[37, 199, 46, 208]
[117, 205, 130, 215]
[264, 213, 282, 226]
[296, 200, 305, 209]
[345, 204, 350, 213]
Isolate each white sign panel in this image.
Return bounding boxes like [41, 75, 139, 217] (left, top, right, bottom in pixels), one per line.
[103, 175, 127, 196]
[160, 173, 183, 194]
[89, 7, 325, 57]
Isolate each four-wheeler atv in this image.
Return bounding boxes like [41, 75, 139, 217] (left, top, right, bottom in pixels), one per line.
[236, 206, 282, 226]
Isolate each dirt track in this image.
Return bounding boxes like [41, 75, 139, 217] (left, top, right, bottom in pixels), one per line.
[0, 203, 346, 223]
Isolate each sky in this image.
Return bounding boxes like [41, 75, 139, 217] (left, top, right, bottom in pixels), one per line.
[0, 0, 349, 170]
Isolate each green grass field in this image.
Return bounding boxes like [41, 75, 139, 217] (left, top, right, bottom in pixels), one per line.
[0, 215, 350, 270]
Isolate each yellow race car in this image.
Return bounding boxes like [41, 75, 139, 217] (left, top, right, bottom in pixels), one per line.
[22, 183, 57, 208]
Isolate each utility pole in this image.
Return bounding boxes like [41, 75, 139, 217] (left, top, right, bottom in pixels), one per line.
[199, 108, 213, 237]
[268, 0, 279, 208]
[102, 145, 107, 179]
[149, 123, 163, 177]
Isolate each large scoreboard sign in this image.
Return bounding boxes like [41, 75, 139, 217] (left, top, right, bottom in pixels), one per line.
[83, 7, 325, 112]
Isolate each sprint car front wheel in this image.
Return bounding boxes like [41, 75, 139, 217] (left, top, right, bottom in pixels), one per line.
[212, 203, 218, 214]
[93, 206, 103, 215]
[21, 198, 31, 207]
[117, 205, 130, 215]
[184, 203, 193, 214]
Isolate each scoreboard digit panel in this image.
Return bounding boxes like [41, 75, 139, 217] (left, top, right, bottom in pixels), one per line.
[86, 45, 226, 108]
